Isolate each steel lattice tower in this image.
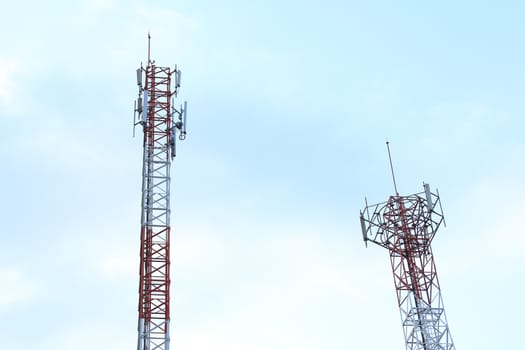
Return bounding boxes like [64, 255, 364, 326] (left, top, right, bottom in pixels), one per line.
[359, 144, 455, 350]
[133, 35, 187, 350]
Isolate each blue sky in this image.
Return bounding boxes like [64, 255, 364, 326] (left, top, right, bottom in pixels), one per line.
[1, 0, 524, 349]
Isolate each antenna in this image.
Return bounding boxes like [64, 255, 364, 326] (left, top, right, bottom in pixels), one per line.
[181, 101, 187, 139]
[133, 100, 137, 137]
[436, 188, 446, 227]
[169, 127, 176, 159]
[176, 69, 181, 88]
[142, 90, 149, 124]
[136, 68, 142, 87]
[423, 182, 434, 211]
[386, 141, 399, 195]
[360, 212, 368, 247]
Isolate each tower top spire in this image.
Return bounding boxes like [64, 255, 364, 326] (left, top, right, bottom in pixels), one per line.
[147, 32, 151, 64]
[386, 141, 398, 195]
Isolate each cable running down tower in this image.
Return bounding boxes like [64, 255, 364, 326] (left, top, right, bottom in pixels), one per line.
[133, 34, 188, 350]
[359, 143, 455, 350]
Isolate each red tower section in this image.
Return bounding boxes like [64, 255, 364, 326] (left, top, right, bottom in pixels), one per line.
[134, 35, 187, 350]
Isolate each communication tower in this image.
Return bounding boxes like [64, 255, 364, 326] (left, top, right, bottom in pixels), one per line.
[133, 34, 188, 350]
[359, 143, 455, 350]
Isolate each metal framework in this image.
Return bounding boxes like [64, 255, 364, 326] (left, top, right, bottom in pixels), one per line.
[360, 183, 455, 350]
[133, 35, 187, 350]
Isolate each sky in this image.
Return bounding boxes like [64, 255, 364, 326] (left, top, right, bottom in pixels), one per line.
[1, 0, 524, 349]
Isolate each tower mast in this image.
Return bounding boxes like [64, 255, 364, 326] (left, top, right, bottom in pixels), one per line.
[133, 35, 187, 350]
[359, 143, 455, 350]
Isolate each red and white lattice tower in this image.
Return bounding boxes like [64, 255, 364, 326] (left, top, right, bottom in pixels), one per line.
[359, 143, 455, 350]
[133, 34, 187, 350]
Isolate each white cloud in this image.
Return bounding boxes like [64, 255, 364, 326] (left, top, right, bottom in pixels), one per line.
[96, 253, 136, 279]
[137, 7, 199, 33]
[172, 223, 396, 349]
[25, 131, 103, 168]
[457, 176, 525, 261]
[173, 232, 226, 269]
[39, 321, 134, 350]
[0, 266, 40, 309]
[433, 153, 525, 289]
[11, 115, 126, 173]
[176, 320, 304, 350]
[0, 57, 20, 110]
[82, 0, 118, 13]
